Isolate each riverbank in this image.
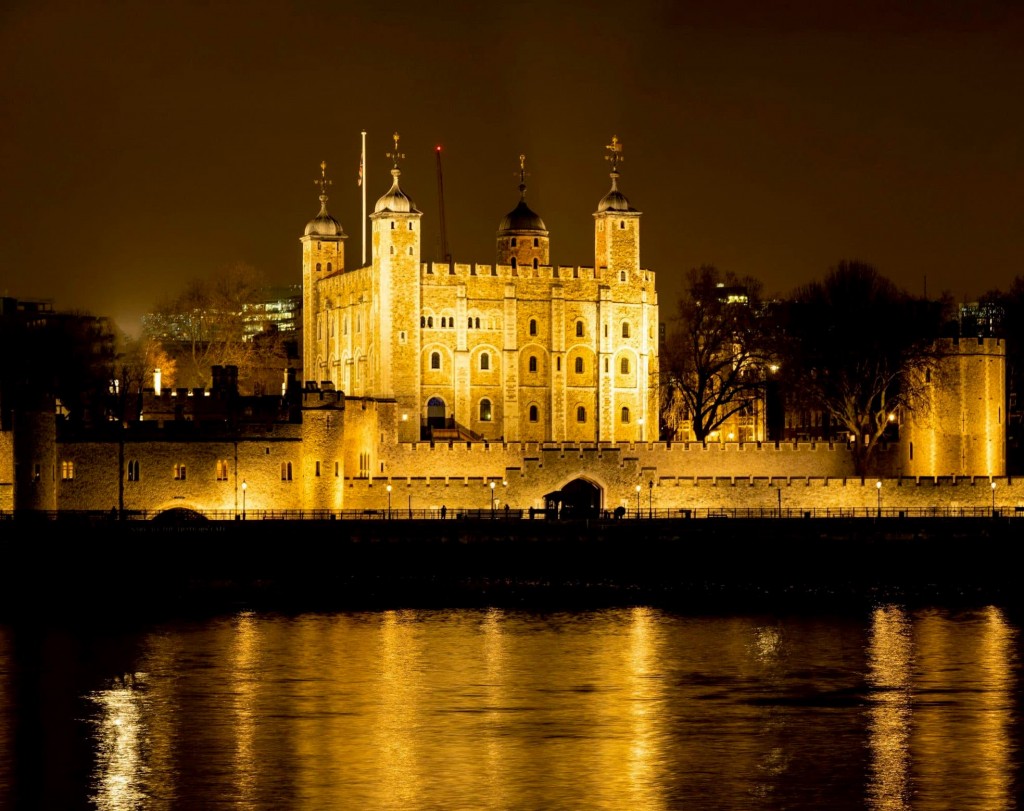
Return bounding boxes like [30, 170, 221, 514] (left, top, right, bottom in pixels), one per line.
[2, 516, 1019, 619]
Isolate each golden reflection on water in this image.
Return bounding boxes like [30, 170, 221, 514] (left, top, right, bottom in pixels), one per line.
[867, 604, 913, 811]
[90, 672, 146, 810]
[232, 611, 260, 808]
[0, 629, 9, 797]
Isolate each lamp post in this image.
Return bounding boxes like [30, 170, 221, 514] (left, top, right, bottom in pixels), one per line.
[242, 480, 247, 520]
[876, 480, 882, 518]
[386, 484, 392, 519]
[490, 480, 496, 519]
[635, 484, 641, 519]
[991, 481, 997, 517]
[648, 480, 653, 518]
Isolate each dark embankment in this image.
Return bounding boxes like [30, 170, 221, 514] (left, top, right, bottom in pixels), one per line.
[1, 515, 1020, 620]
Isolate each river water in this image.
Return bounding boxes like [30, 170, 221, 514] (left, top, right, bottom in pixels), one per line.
[0, 604, 1020, 810]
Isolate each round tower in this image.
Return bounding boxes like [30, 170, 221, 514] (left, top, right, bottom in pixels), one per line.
[300, 161, 347, 386]
[496, 155, 549, 271]
[369, 132, 423, 442]
[593, 135, 641, 280]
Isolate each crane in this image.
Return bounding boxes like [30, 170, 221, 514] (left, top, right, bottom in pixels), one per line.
[435, 145, 451, 264]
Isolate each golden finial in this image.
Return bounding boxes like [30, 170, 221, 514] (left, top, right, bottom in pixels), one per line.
[387, 132, 405, 169]
[605, 135, 624, 174]
[315, 160, 333, 197]
[517, 153, 530, 193]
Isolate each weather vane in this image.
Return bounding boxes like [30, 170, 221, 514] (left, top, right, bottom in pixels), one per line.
[517, 154, 530, 190]
[605, 135, 624, 173]
[315, 160, 332, 196]
[387, 132, 404, 169]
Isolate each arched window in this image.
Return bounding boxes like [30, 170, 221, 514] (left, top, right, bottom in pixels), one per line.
[529, 319, 537, 336]
[619, 270, 626, 281]
[576, 406, 586, 423]
[511, 237, 517, 247]
[528, 356, 537, 373]
[316, 262, 322, 272]
[475, 317, 480, 328]
[511, 257, 518, 270]
[431, 352, 441, 370]
[533, 237, 539, 247]
[468, 317, 473, 328]
[622, 322, 630, 338]
[621, 407, 630, 423]
[428, 316, 433, 328]
[421, 316, 425, 327]
[327, 262, 332, 272]
[620, 357, 630, 374]
[574, 357, 583, 374]
[480, 399, 492, 421]
[575, 321, 584, 337]
[529, 405, 539, 422]
[620, 220, 626, 229]
[480, 352, 490, 371]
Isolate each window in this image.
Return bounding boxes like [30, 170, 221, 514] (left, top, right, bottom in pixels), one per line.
[32, 463, 40, 482]
[428, 316, 433, 328]
[61, 460, 74, 481]
[475, 317, 480, 328]
[533, 237, 539, 247]
[316, 262, 322, 272]
[620, 220, 626, 229]
[174, 464, 186, 481]
[621, 407, 630, 423]
[431, 352, 441, 370]
[577, 406, 586, 422]
[556, 357, 561, 371]
[344, 316, 348, 335]
[511, 257, 517, 270]
[529, 405, 539, 422]
[621, 358, 630, 374]
[529, 319, 537, 336]
[576, 321, 584, 337]
[511, 237, 517, 247]
[391, 222, 396, 230]
[480, 399, 492, 421]
[468, 317, 473, 328]
[127, 460, 140, 482]
[408, 221, 414, 230]
[533, 258, 538, 269]
[216, 460, 229, 481]
[622, 322, 630, 338]
[574, 357, 584, 373]
[315, 461, 321, 477]
[605, 358, 609, 372]
[421, 316, 426, 328]
[528, 356, 537, 372]
[281, 461, 293, 481]
[327, 262, 332, 272]
[481, 352, 490, 371]
[620, 270, 626, 281]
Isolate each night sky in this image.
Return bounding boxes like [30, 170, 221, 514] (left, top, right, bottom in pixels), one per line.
[2, 0, 1023, 336]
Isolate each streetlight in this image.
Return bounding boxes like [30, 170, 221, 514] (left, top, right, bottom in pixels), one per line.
[876, 480, 882, 518]
[386, 483, 392, 519]
[635, 484, 641, 519]
[648, 480, 653, 518]
[242, 479, 247, 520]
[490, 480, 496, 519]
[991, 480, 997, 517]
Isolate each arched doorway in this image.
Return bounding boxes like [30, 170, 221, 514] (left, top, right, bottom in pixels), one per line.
[427, 397, 447, 429]
[548, 478, 602, 520]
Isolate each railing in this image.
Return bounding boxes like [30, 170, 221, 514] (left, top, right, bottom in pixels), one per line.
[1, 507, 1021, 522]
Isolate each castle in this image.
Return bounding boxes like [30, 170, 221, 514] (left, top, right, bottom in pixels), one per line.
[0, 135, 1013, 519]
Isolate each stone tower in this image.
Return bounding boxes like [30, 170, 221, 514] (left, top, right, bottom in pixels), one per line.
[301, 161, 347, 386]
[369, 133, 423, 442]
[496, 155, 550, 271]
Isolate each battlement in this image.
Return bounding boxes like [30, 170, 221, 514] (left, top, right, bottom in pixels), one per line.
[423, 262, 653, 283]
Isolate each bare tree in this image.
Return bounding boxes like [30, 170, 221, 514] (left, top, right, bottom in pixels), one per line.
[660, 266, 775, 442]
[779, 260, 951, 475]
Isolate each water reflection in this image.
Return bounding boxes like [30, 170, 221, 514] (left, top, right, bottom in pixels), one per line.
[0, 606, 1017, 810]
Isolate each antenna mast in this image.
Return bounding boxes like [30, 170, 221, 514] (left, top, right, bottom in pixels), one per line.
[435, 145, 451, 263]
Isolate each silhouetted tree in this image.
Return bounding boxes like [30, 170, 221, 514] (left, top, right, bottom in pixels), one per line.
[778, 261, 951, 475]
[660, 266, 777, 442]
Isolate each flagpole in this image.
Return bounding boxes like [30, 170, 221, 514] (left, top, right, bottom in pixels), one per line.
[361, 129, 367, 266]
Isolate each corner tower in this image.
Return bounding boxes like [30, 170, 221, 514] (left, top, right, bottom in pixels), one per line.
[594, 135, 641, 280]
[300, 161, 347, 385]
[369, 133, 423, 441]
[496, 155, 549, 271]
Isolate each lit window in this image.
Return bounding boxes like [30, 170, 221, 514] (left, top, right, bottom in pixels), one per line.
[281, 461, 293, 481]
[127, 460, 140, 481]
[61, 460, 74, 481]
[216, 460, 229, 481]
[174, 464, 187, 481]
[480, 399, 492, 421]
[431, 352, 441, 370]
[577, 406, 586, 422]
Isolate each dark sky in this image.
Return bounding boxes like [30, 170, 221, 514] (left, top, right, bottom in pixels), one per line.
[2, 0, 1023, 336]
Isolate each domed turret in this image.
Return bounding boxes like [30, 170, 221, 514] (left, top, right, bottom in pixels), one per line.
[496, 154, 550, 269]
[305, 160, 347, 237]
[593, 135, 641, 279]
[596, 136, 637, 213]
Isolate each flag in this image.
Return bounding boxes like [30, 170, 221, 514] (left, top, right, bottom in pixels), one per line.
[358, 151, 363, 187]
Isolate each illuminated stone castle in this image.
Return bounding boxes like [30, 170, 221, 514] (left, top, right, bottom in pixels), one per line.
[0, 136, 1013, 518]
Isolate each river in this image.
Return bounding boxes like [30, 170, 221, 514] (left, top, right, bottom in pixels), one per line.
[0, 604, 1020, 810]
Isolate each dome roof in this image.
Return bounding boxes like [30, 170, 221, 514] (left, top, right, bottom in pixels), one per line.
[304, 198, 346, 237]
[498, 197, 548, 234]
[597, 175, 637, 213]
[374, 168, 421, 214]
